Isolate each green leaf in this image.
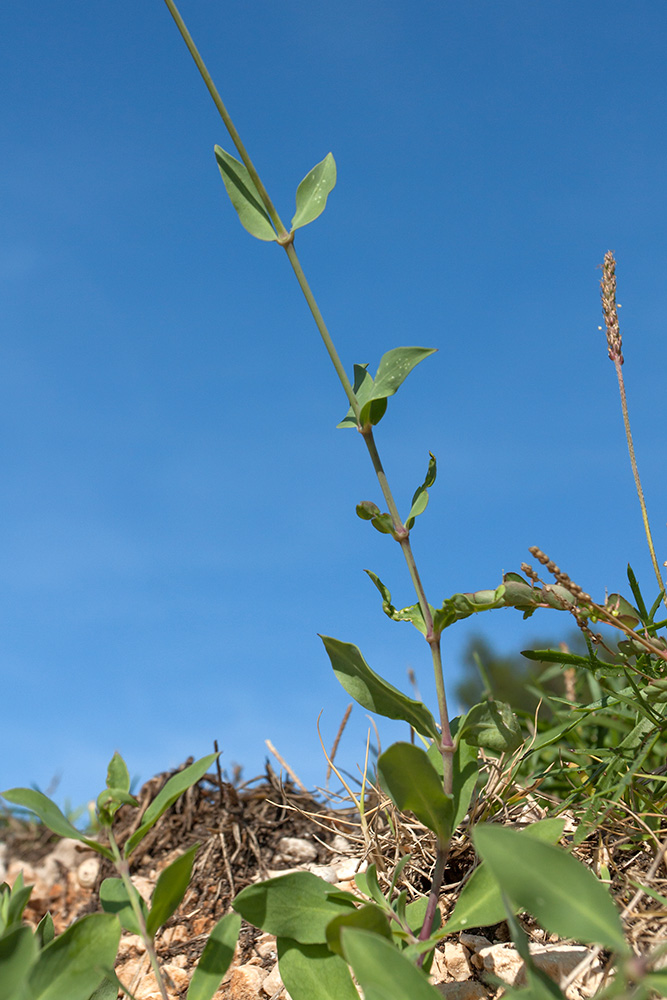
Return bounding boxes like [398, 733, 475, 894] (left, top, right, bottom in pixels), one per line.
[320, 636, 439, 739]
[338, 347, 436, 428]
[459, 700, 522, 753]
[364, 571, 431, 635]
[233, 872, 357, 944]
[123, 753, 218, 858]
[0, 925, 38, 1000]
[0, 789, 113, 861]
[105, 753, 130, 794]
[35, 912, 55, 950]
[377, 743, 453, 843]
[353, 864, 386, 907]
[371, 347, 437, 403]
[99, 878, 148, 936]
[187, 911, 241, 1000]
[432, 586, 507, 634]
[520, 649, 611, 668]
[502, 893, 565, 1000]
[341, 927, 442, 1000]
[356, 506, 398, 537]
[405, 453, 437, 530]
[5, 874, 33, 930]
[337, 365, 374, 428]
[277, 938, 359, 1000]
[426, 739, 479, 834]
[214, 146, 276, 241]
[443, 820, 566, 935]
[605, 593, 641, 628]
[28, 913, 121, 1000]
[87, 978, 119, 1000]
[473, 825, 628, 952]
[291, 153, 337, 232]
[643, 972, 667, 993]
[326, 903, 393, 957]
[146, 844, 198, 938]
[96, 788, 139, 826]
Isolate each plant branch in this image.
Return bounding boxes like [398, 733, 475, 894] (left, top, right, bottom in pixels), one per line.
[162, 0, 288, 239]
[283, 243, 361, 418]
[109, 832, 169, 1000]
[600, 251, 666, 605]
[416, 842, 449, 967]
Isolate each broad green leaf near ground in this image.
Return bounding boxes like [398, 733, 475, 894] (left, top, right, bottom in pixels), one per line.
[187, 911, 241, 1000]
[99, 878, 147, 936]
[377, 743, 453, 842]
[0, 789, 113, 860]
[146, 843, 199, 937]
[341, 928, 442, 1000]
[443, 820, 566, 935]
[277, 939, 359, 1000]
[123, 753, 218, 857]
[233, 871, 357, 944]
[320, 635, 439, 739]
[27, 913, 121, 1000]
[0, 925, 38, 1000]
[473, 824, 628, 953]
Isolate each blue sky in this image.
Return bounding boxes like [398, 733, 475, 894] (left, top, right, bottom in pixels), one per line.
[2, 1, 666, 811]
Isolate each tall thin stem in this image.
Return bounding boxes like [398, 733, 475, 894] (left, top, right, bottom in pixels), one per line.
[162, 0, 288, 239]
[109, 833, 169, 1000]
[163, 0, 456, 939]
[600, 252, 666, 605]
[284, 243, 360, 418]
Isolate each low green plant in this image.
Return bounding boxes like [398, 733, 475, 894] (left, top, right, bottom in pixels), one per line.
[3, 4, 666, 999]
[0, 752, 240, 1000]
[156, 2, 666, 997]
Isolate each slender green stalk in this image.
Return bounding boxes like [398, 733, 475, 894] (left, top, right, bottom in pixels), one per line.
[162, 0, 288, 240]
[416, 843, 448, 968]
[284, 243, 361, 418]
[109, 832, 169, 1000]
[600, 252, 666, 605]
[163, 0, 456, 938]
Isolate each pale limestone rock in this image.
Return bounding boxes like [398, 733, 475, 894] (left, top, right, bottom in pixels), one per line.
[115, 954, 151, 993]
[330, 834, 353, 853]
[8, 862, 51, 908]
[229, 964, 268, 1000]
[116, 933, 147, 959]
[7, 860, 37, 884]
[275, 837, 318, 864]
[473, 942, 602, 996]
[159, 924, 190, 948]
[333, 856, 368, 881]
[308, 864, 339, 883]
[435, 982, 490, 999]
[49, 837, 85, 870]
[532, 944, 594, 981]
[132, 874, 155, 903]
[443, 941, 472, 981]
[474, 943, 524, 983]
[132, 963, 189, 1000]
[459, 933, 492, 953]
[255, 932, 278, 960]
[429, 948, 449, 983]
[264, 867, 303, 880]
[262, 961, 284, 996]
[77, 857, 100, 888]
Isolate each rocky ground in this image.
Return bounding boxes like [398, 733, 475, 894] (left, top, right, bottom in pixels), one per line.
[1, 757, 665, 999]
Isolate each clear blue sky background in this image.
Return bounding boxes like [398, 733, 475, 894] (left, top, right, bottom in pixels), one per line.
[2, 1, 666, 811]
